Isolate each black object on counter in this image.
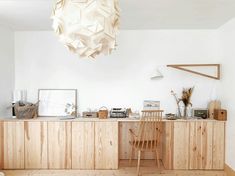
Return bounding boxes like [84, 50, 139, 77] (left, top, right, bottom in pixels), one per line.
[110, 108, 127, 118]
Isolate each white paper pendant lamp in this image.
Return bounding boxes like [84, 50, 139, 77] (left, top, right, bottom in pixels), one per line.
[51, 0, 120, 58]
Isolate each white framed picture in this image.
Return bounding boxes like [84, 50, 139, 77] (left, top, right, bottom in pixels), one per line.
[143, 100, 160, 110]
[38, 89, 77, 117]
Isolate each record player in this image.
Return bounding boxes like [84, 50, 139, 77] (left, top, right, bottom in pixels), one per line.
[110, 108, 128, 118]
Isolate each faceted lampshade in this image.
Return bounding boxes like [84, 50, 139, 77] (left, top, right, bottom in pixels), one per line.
[51, 0, 120, 58]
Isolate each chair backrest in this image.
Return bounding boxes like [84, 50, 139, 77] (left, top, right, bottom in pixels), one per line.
[142, 110, 163, 118]
[134, 110, 163, 151]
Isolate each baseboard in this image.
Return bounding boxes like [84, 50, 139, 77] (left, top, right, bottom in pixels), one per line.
[225, 164, 235, 176]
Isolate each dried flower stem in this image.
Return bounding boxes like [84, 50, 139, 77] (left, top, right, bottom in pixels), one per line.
[171, 91, 182, 117]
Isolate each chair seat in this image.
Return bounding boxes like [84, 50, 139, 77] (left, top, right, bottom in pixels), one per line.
[129, 140, 158, 150]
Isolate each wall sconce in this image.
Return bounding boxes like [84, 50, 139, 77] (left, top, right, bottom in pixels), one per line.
[150, 68, 163, 80]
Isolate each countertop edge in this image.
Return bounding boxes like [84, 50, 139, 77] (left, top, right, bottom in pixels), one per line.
[0, 117, 226, 122]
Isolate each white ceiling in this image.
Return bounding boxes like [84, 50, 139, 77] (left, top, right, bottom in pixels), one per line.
[0, 0, 235, 30]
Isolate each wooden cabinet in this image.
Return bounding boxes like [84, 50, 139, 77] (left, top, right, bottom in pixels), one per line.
[0, 122, 3, 169]
[172, 121, 225, 170]
[24, 122, 48, 169]
[119, 122, 137, 160]
[1, 120, 119, 170]
[173, 122, 190, 169]
[95, 121, 118, 169]
[72, 121, 118, 170]
[189, 122, 213, 169]
[119, 120, 225, 171]
[72, 122, 94, 169]
[0, 119, 225, 170]
[3, 122, 24, 169]
[212, 121, 225, 170]
[48, 122, 72, 169]
[162, 122, 174, 169]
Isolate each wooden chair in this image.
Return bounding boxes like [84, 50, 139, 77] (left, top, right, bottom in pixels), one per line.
[142, 110, 163, 118]
[129, 110, 163, 175]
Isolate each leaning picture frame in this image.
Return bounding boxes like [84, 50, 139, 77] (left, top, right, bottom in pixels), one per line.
[143, 100, 160, 110]
[38, 89, 77, 117]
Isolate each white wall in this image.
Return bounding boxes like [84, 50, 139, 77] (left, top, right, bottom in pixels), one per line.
[15, 30, 220, 114]
[0, 26, 14, 117]
[218, 18, 235, 170]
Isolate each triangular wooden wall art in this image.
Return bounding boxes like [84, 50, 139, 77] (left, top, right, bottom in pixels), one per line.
[167, 64, 220, 80]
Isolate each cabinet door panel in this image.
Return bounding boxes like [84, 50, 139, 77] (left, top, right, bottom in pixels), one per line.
[48, 122, 71, 169]
[212, 122, 225, 170]
[72, 122, 94, 169]
[24, 122, 48, 169]
[95, 122, 118, 169]
[162, 122, 174, 170]
[0, 122, 3, 169]
[189, 122, 213, 169]
[173, 122, 189, 169]
[3, 121, 24, 169]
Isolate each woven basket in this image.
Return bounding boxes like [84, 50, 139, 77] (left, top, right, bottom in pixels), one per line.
[14, 102, 39, 119]
[98, 106, 108, 119]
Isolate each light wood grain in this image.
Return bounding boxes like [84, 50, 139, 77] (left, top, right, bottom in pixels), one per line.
[0, 117, 221, 122]
[95, 121, 118, 169]
[3, 121, 24, 169]
[0, 119, 226, 171]
[201, 122, 213, 169]
[225, 164, 235, 176]
[162, 122, 174, 170]
[167, 64, 220, 80]
[213, 121, 225, 170]
[72, 122, 94, 169]
[48, 122, 71, 169]
[24, 122, 48, 169]
[2, 160, 226, 176]
[119, 122, 156, 160]
[129, 114, 163, 175]
[0, 122, 3, 169]
[173, 122, 190, 169]
[189, 122, 213, 169]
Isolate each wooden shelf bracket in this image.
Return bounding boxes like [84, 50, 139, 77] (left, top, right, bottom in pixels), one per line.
[167, 64, 221, 80]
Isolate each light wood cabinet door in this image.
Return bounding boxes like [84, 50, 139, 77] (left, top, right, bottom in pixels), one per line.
[72, 122, 94, 169]
[48, 122, 72, 169]
[173, 122, 190, 170]
[24, 122, 48, 169]
[189, 122, 213, 169]
[0, 122, 3, 169]
[162, 122, 174, 170]
[3, 121, 24, 169]
[95, 121, 118, 169]
[212, 122, 225, 170]
[119, 122, 137, 160]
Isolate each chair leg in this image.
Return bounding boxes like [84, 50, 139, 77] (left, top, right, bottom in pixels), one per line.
[156, 150, 160, 168]
[129, 146, 134, 165]
[137, 150, 141, 176]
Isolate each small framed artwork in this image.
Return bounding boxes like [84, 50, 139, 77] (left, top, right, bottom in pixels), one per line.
[143, 100, 160, 110]
[192, 108, 208, 119]
[38, 89, 77, 117]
